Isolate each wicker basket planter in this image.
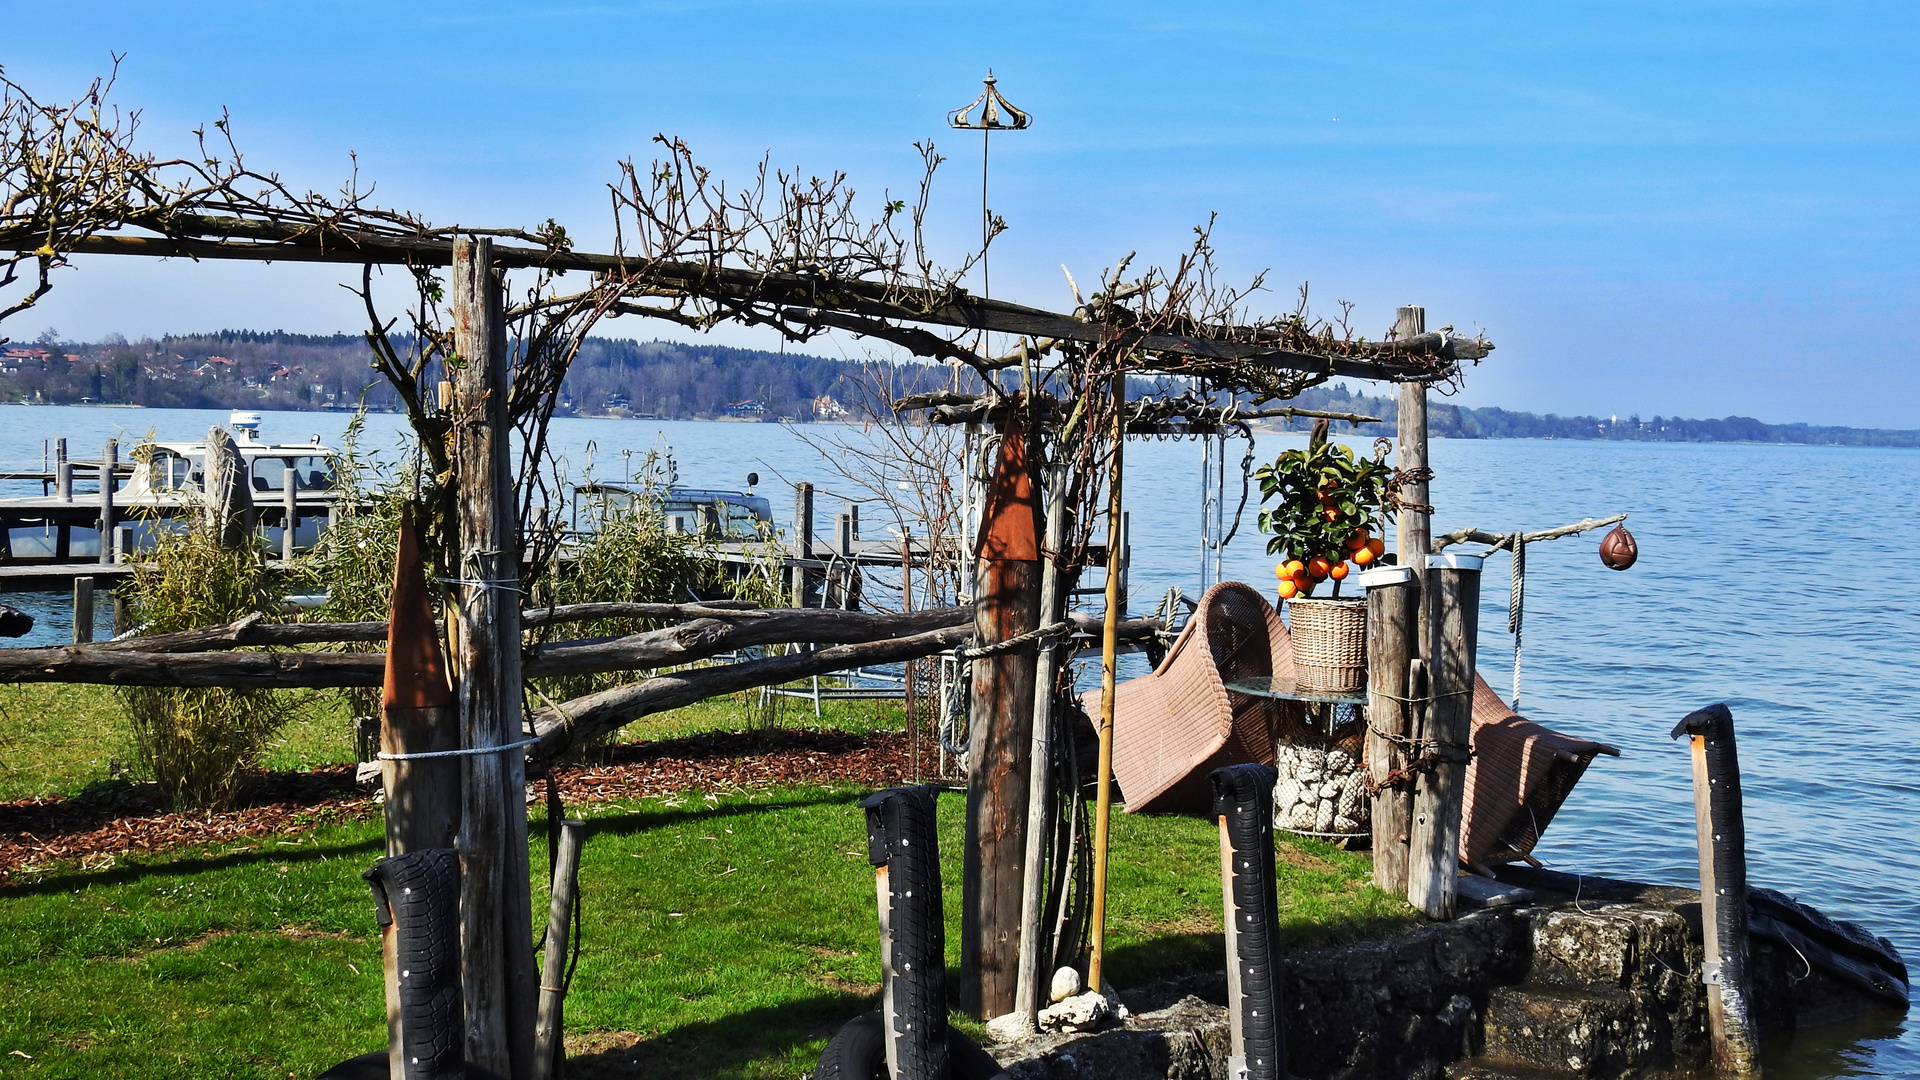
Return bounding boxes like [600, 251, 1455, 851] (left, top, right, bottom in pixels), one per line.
[1286, 596, 1368, 694]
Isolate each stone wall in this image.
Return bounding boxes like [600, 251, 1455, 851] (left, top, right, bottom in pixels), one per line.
[989, 875, 1901, 1080]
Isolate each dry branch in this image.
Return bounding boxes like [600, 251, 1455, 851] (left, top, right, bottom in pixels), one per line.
[1430, 514, 1629, 553]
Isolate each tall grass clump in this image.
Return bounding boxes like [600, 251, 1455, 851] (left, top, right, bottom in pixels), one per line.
[120, 528, 288, 809]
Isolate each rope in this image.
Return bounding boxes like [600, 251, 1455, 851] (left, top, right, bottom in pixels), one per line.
[378, 736, 541, 761]
[955, 619, 1074, 660]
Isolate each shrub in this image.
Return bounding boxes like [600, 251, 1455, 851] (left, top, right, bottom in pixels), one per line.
[120, 529, 288, 809]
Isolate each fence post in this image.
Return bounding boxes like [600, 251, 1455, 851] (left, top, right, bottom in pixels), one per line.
[1406, 553, 1479, 920]
[1360, 566, 1418, 894]
[72, 576, 94, 644]
[451, 235, 538, 1079]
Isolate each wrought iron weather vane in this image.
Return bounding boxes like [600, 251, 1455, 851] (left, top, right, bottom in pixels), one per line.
[948, 71, 1031, 310]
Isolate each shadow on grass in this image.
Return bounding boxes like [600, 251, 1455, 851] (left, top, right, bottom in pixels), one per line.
[565, 986, 878, 1080]
[3, 829, 384, 897]
[569, 787, 868, 840]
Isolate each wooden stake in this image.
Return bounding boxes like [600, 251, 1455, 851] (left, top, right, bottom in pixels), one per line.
[1407, 554, 1479, 920]
[1673, 704, 1761, 1077]
[1088, 372, 1124, 993]
[1361, 566, 1417, 894]
[1014, 464, 1070, 1024]
[533, 819, 586, 1080]
[451, 236, 539, 1079]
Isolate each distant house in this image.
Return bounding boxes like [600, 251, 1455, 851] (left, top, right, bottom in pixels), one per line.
[812, 394, 847, 420]
[725, 399, 767, 416]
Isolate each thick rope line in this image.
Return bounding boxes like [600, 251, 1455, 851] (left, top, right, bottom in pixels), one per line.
[1509, 533, 1525, 712]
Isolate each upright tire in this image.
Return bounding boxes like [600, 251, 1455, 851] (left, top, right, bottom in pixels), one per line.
[363, 847, 464, 1080]
[860, 785, 950, 1080]
[1211, 763, 1285, 1080]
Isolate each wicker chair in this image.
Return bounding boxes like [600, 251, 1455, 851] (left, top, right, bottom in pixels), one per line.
[1088, 581, 1306, 815]
[1460, 674, 1619, 867]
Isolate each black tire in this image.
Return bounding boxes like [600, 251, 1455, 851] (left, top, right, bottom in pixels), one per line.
[859, 785, 949, 1080]
[363, 847, 464, 1080]
[812, 1012, 1008, 1080]
[1211, 763, 1285, 1080]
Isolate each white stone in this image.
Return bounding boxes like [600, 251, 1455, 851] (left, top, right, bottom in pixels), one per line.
[1273, 779, 1303, 811]
[1314, 801, 1336, 832]
[1334, 815, 1360, 833]
[1319, 782, 1340, 800]
[986, 1011, 1036, 1043]
[1285, 805, 1316, 831]
[1049, 965, 1083, 1003]
[1326, 749, 1352, 773]
[1038, 990, 1112, 1033]
[1298, 748, 1326, 772]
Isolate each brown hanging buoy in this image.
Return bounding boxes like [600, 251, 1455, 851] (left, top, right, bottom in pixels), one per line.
[1599, 524, 1638, 571]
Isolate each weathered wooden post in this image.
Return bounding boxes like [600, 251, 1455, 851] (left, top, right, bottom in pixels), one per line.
[1013, 463, 1071, 1027]
[961, 412, 1042, 1019]
[1392, 305, 1429, 580]
[380, 505, 461, 856]
[1360, 565, 1418, 894]
[97, 439, 117, 565]
[450, 235, 539, 1079]
[72, 576, 93, 644]
[1672, 703, 1761, 1077]
[1407, 554, 1479, 920]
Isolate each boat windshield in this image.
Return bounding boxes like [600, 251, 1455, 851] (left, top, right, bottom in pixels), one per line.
[249, 455, 337, 492]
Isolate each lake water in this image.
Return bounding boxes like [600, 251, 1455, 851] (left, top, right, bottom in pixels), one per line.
[1, 404, 1913, 1076]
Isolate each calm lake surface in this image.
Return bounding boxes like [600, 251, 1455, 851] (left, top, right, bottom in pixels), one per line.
[2, 404, 1914, 1076]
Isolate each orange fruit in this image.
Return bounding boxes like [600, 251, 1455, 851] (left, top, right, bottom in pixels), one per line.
[1306, 556, 1331, 579]
[1282, 559, 1305, 577]
[1274, 562, 1288, 579]
[1277, 578, 1299, 600]
[1328, 562, 1350, 580]
[1321, 507, 1339, 522]
[1351, 545, 1376, 566]
[1367, 537, 1386, 559]
[1346, 528, 1370, 551]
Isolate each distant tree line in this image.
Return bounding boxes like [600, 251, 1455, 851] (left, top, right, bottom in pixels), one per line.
[3, 329, 1913, 446]
[1262, 384, 1920, 448]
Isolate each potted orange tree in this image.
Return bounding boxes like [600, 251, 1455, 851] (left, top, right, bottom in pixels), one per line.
[1254, 427, 1393, 692]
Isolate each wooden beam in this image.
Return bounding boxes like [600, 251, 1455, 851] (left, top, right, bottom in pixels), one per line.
[451, 236, 538, 1079]
[43, 228, 1478, 383]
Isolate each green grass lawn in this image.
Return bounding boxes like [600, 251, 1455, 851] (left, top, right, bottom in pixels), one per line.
[0, 681, 1415, 1078]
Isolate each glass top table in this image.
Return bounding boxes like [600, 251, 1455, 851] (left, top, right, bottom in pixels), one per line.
[1222, 677, 1367, 706]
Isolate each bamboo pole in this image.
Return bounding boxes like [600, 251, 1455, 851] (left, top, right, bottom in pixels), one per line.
[451, 236, 539, 1079]
[533, 819, 586, 1080]
[1088, 370, 1124, 992]
[1014, 464, 1070, 1025]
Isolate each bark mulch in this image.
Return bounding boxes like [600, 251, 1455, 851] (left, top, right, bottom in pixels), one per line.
[0, 728, 932, 882]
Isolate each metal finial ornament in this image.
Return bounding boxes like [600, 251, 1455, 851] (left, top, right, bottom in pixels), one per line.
[947, 71, 1031, 364]
[947, 70, 1033, 131]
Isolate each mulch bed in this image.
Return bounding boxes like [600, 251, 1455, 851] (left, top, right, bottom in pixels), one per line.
[0, 728, 939, 882]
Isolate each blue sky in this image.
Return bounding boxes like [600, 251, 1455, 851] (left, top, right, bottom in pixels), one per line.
[5, 2, 1915, 427]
